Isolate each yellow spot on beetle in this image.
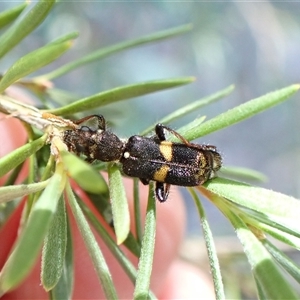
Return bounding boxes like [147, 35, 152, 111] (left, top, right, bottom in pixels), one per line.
[159, 141, 173, 161]
[154, 165, 170, 182]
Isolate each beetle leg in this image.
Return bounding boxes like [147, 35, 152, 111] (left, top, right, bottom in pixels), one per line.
[155, 123, 190, 146]
[155, 123, 167, 141]
[140, 178, 150, 185]
[74, 114, 106, 130]
[155, 182, 170, 202]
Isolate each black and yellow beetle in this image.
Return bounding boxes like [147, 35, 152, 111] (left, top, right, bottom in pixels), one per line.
[120, 123, 222, 202]
[63, 115, 222, 202]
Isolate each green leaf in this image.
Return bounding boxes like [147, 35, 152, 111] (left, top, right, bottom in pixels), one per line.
[79, 190, 141, 257]
[221, 166, 267, 183]
[3, 161, 24, 186]
[47, 32, 79, 46]
[66, 183, 118, 299]
[214, 196, 299, 300]
[254, 276, 267, 300]
[0, 3, 28, 30]
[0, 135, 47, 178]
[79, 199, 157, 298]
[0, 167, 66, 295]
[133, 178, 143, 244]
[0, 0, 56, 59]
[241, 214, 300, 250]
[133, 183, 156, 300]
[0, 38, 73, 93]
[49, 214, 74, 299]
[47, 77, 195, 116]
[205, 178, 300, 236]
[60, 151, 107, 194]
[78, 199, 138, 280]
[39, 24, 193, 80]
[182, 84, 300, 141]
[188, 188, 225, 300]
[176, 116, 206, 139]
[0, 180, 49, 203]
[108, 164, 130, 245]
[263, 240, 300, 284]
[41, 196, 67, 291]
[83, 190, 112, 223]
[140, 84, 234, 135]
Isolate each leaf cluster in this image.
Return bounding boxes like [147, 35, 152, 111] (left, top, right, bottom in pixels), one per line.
[0, 2, 300, 299]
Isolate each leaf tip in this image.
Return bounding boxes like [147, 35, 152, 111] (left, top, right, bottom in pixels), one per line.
[116, 236, 126, 246]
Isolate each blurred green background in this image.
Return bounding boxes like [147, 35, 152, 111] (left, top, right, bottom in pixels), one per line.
[1, 1, 300, 236]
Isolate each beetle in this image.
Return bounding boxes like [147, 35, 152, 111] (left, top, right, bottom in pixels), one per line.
[63, 114, 124, 163]
[63, 115, 222, 202]
[120, 123, 222, 202]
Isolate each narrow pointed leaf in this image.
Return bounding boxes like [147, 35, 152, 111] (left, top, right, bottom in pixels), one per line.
[79, 199, 138, 280]
[3, 161, 24, 186]
[176, 116, 206, 139]
[66, 183, 118, 299]
[0, 3, 28, 30]
[40, 24, 193, 80]
[79, 199, 156, 298]
[133, 178, 143, 244]
[205, 178, 300, 236]
[108, 164, 130, 245]
[60, 151, 107, 194]
[0, 135, 47, 178]
[254, 275, 267, 300]
[182, 84, 300, 141]
[0, 39, 73, 93]
[0, 167, 66, 294]
[221, 166, 267, 183]
[47, 77, 195, 116]
[188, 188, 225, 299]
[0, 180, 49, 203]
[263, 240, 300, 284]
[41, 196, 67, 291]
[49, 214, 74, 299]
[141, 84, 234, 135]
[214, 197, 299, 300]
[47, 32, 79, 46]
[0, 0, 56, 59]
[241, 214, 300, 250]
[133, 184, 156, 300]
